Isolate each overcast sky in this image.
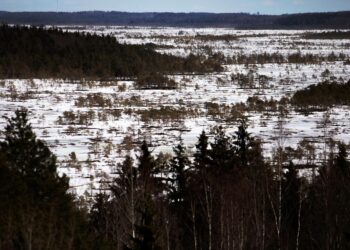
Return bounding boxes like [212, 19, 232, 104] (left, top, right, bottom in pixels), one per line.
[1, 0, 350, 14]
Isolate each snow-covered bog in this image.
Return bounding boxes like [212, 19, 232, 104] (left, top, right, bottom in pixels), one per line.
[1, 27, 350, 197]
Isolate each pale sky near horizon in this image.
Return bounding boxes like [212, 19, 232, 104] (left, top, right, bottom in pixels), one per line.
[1, 0, 350, 14]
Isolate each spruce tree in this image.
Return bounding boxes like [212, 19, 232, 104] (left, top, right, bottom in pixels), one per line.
[169, 139, 190, 204]
[138, 141, 157, 193]
[209, 126, 232, 171]
[128, 141, 160, 250]
[89, 192, 114, 249]
[131, 204, 160, 250]
[194, 130, 210, 171]
[281, 162, 301, 248]
[233, 120, 251, 167]
[0, 109, 69, 199]
[110, 155, 137, 248]
[0, 109, 87, 250]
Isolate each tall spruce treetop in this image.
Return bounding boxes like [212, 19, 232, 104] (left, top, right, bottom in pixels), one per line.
[138, 141, 154, 180]
[0, 109, 68, 199]
[233, 120, 251, 167]
[138, 141, 159, 193]
[335, 143, 349, 177]
[169, 138, 190, 203]
[194, 130, 210, 170]
[89, 192, 112, 243]
[209, 126, 233, 171]
[111, 155, 136, 198]
[131, 141, 160, 250]
[282, 162, 301, 230]
[2, 109, 56, 174]
[137, 140, 165, 199]
[0, 110, 85, 250]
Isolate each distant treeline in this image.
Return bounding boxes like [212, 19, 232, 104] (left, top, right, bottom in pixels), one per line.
[0, 25, 221, 79]
[2, 110, 350, 250]
[292, 80, 350, 107]
[226, 52, 348, 65]
[1, 11, 350, 29]
[302, 31, 350, 39]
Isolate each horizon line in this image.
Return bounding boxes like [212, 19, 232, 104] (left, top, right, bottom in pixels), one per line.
[1, 10, 350, 16]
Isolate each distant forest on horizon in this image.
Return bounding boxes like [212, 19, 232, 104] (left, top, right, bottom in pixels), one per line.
[1, 11, 350, 29]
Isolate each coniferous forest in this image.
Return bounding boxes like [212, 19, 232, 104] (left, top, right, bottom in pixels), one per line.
[0, 25, 221, 79]
[1, 110, 350, 250]
[1, 11, 350, 29]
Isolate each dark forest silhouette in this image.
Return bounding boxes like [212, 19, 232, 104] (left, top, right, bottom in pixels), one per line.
[1, 110, 350, 249]
[1, 11, 350, 29]
[0, 25, 221, 79]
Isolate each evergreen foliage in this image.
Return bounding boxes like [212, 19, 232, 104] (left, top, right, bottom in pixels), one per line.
[169, 139, 190, 204]
[292, 80, 350, 107]
[193, 130, 210, 172]
[1, 11, 350, 29]
[0, 25, 221, 79]
[0, 109, 90, 250]
[233, 120, 251, 167]
[2, 110, 350, 249]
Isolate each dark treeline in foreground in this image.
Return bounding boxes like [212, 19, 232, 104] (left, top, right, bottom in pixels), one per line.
[1, 11, 350, 29]
[1, 110, 350, 249]
[0, 25, 221, 79]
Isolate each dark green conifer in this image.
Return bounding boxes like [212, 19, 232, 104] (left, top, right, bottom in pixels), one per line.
[194, 130, 210, 170]
[169, 138, 190, 204]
